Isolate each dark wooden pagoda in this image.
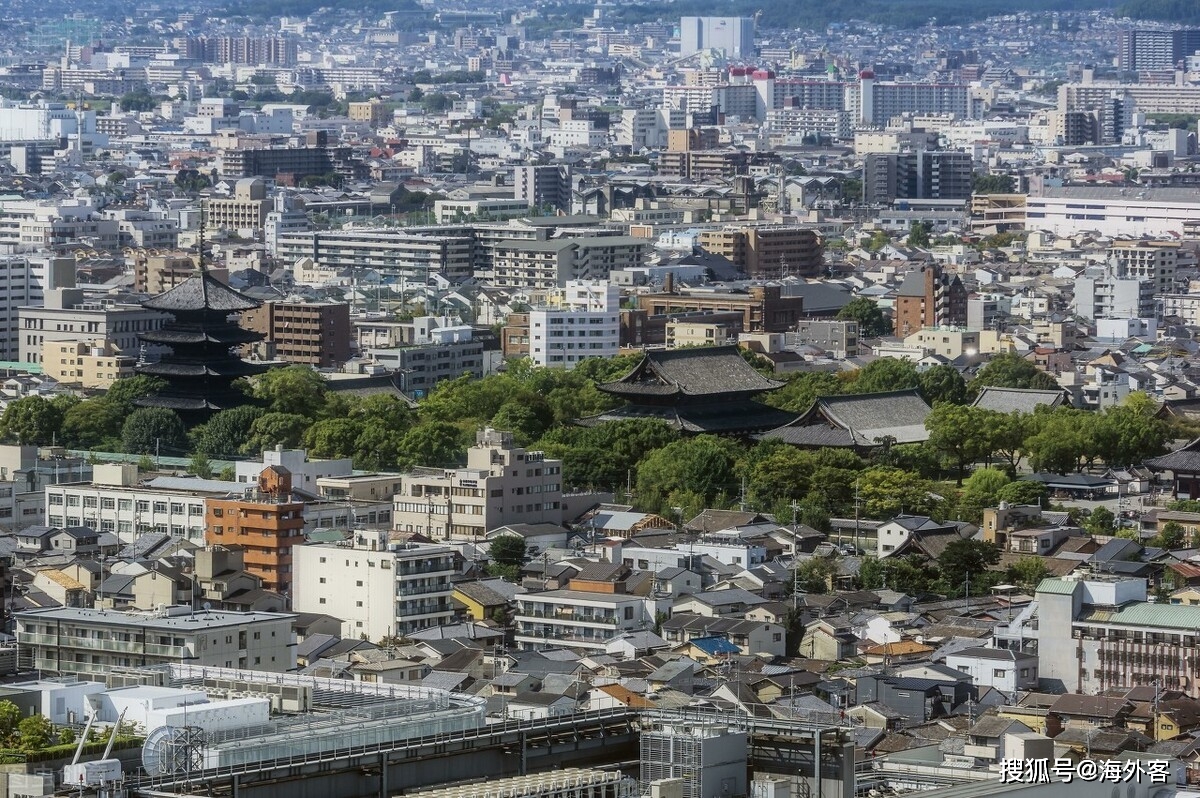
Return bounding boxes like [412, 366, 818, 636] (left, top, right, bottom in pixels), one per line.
[578, 345, 797, 436]
[135, 263, 268, 417]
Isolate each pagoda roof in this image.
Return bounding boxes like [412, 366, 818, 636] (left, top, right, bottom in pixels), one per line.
[137, 360, 268, 378]
[140, 327, 263, 346]
[135, 395, 226, 412]
[143, 270, 261, 313]
[577, 399, 797, 435]
[598, 346, 785, 399]
[761, 388, 932, 449]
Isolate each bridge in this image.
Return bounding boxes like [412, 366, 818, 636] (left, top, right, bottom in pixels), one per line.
[126, 708, 856, 798]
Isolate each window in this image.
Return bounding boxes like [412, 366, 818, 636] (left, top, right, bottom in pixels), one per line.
[319, 597, 326, 604]
[993, 669, 1006, 678]
[319, 577, 326, 583]
[624, 607, 634, 620]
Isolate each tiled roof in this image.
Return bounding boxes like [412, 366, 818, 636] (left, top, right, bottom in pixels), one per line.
[762, 389, 932, 448]
[143, 271, 261, 312]
[598, 346, 784, 398]
[971, 386, 1068, 414]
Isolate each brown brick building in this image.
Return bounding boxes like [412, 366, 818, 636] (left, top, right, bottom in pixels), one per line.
[698, 225, 823, 279]
[893, 264, 968, 337]
[205, 466, 304, 595]
[623, 283, 804, 346]
[240, 301, 352, 367]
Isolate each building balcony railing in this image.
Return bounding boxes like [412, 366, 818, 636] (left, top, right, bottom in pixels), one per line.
[515, 611, 619, 626]
[396, 582, 450, 597]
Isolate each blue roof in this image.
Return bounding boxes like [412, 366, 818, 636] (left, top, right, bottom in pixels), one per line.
[688, 636, 740, 656]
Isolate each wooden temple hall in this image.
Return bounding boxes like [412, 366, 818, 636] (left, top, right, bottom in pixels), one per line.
[577, 346, 798, 436]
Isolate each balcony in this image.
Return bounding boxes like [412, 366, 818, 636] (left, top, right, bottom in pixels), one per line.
[515, 610, 620, 626]
[396, 582, 450, 597]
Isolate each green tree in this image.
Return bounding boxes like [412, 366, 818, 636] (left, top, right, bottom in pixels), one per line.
[490, 396, 555, 445]
[836, 297, 890, 338]
[105, 376, 167, 415]
[353, 393, 413, 431]
[907, 221, 931, 248]
[762, 371, 846, 412]
[1086, 506, 1117, 536]
[925, 404, 989, 485]
[956, 466, 1012, 521]
[17, 714, 52, 751]
[60, 398, 125, 450]
[537, 419, 679, 492]
[858, 554, 934, 595]
[1094, 392, 1168, 467]
[189, 453, 213, 479]
[120, 408, 187, 456]
[850, 357, 920, 394]
[0, 700, 20, 742]
[857, 466, 941, 519]
[1153, 521, 1186, 550]
[794, 557, 837, 594]
[938, 538, 1000, 593]
[251, 366, 328, 418]
[397, 421, 467, 468]
[0, 396, 64, 445]
[972, 173, 1016, 194]
[636, 435, 742, 515]
[1007, 556, 1048, 591]
[989, 411, 1031, 473]
[918, 364, 968, 406]
[969, 353, 1060, 393]
[190, 406, 265, 457]
[352, 425, 405, 471]
[1024, 407, 1094, 473]
[489, 535, 529, 569]
[997, 479, 1048, 507]
[244, 412, 311, 454]
[302, 418, 364, 459]
[57, 726, 75, 746]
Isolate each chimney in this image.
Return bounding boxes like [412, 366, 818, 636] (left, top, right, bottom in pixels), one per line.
[664, 271, 675, 295]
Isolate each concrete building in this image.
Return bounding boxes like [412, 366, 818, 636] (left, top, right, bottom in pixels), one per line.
[515, 584, 651, 652]
[206, 178, 269, 236]
[348, 99, 390, 127]
[679, 17, 755, 59]
[15, 606, 295, 675]
[276, 228, 476, 284]
[292, 529, 456, 641]
[1118, 28, 1200, 70]
[524, 281, 620, 368]
[789, 320, 859, 357]
[392, 428, 563, 541]
[205, 466, 305, 595]
[1027, 187, 1200, 238]
[864, 150, 973, 204]
[666, 321, 731, 349]
[490, 236, 648, 290]
[1107, 239, 1180, 294]
[0, 197, 117, 252]
[18, 287, 168, 364]
[42, 339, 135, 389]
[698, 225, 823, 279]
[514, 165, 572, 213]
[1074, 263, 1157, 322]
[240, 301, 352, 367]
[0, 254, 74, 361]
[1034, 575, 1200, 698]
[944, 646, 1039, 694]
[893, 264, 968, 337]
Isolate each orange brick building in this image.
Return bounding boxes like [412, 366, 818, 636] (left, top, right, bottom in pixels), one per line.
[205, 466, 305, 595]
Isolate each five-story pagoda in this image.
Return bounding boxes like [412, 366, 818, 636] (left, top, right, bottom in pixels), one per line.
[135, 257, 268, 418]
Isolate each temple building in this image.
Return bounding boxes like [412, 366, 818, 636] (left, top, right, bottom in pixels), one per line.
[135, 266, 268, 417]
[1146, 438, 1200, 500]
[577, 346, 796, 436]
[760, 389, 933, 451]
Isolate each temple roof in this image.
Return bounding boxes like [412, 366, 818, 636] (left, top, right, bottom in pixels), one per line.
[598, 346, 785, 399]
[971, 386, 1068, 414]
[143, 271, 261, 313]
[140, 326, 263, 346]
[1146, 437, 1200, 474]
[137, 360, 268, 378]
[762, 389, 932, 448]
[577, 400, 797, 434]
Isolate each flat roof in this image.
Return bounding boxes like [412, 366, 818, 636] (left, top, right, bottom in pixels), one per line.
[16, 607, 294, 631]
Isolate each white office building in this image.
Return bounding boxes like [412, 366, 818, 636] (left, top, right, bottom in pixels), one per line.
[679, 17, 755, 59]
[292, 530, 456, 640]
[528, 280, 620, 369]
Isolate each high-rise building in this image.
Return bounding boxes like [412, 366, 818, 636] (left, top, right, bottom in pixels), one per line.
[892, 264, 968, 337]
[523, 280, 620, 369]
[698, 224, 824, 279]
[239, 301, 352, 367]
[205, 466, 306, 595]
[1118, 28, 1200, 70]
[513, 165, 572, 212]
[864, 150, 973, 204]
[679, 16, 755, 59]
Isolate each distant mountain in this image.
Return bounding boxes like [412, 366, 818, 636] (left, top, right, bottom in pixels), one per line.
[1117, 0, 1200, 25]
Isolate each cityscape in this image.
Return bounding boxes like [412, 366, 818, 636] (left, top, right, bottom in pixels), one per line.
[2, 2, 1200, 798]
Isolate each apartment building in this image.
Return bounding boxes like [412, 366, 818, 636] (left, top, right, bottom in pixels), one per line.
[15, 606, 295, 676]
[1108, 239, 1181, 294]
[0, 255, 72, 361]
[864, 150, 973, 204]
[204, 178, 269, 236]
[666, 321, 730, 349]
[1035, 575, 1200, 698]
[490, 236, 648, 290]
[47, 464, 237, 543]
[514, 566, 651, 652]
[698, 225, 823, 279]
[205, 467, 305, 594]
[239, 300, 351, 367]
[133, 253, 230, 295]
[292, 530, 456, 640]
[632, 284, 804, 337]
[514, 165, 572, 213]
[893, 264, 968, 337]
[0, 197, 118, 251]
[18, 288, 169, 364]
[275, 228, 476, 283]
[42, 339, 134, 389]
[523, 281, 620, 368]
[1074, 263, 1156, 322]
[392, 428, 563, 541]
[789, 320, 859, 357]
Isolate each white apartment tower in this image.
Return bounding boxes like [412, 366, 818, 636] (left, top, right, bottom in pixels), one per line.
[528, 280, 620, 369]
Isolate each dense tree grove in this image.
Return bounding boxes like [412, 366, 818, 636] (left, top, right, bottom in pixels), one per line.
[0, 356, 1173, 530]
